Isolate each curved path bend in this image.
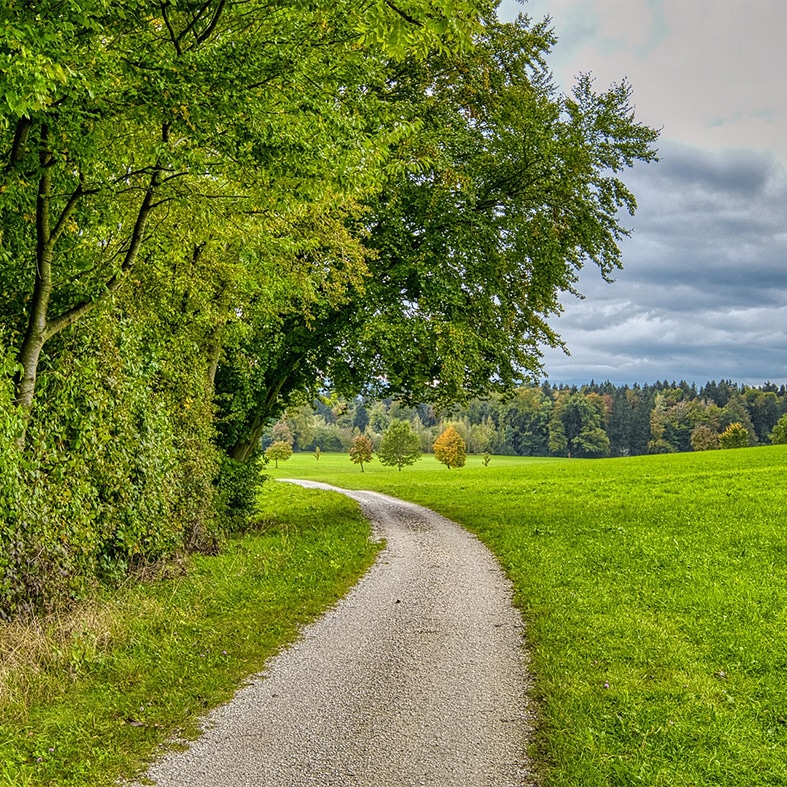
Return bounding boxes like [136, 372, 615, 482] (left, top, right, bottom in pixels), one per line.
[138, 481, 535, 786]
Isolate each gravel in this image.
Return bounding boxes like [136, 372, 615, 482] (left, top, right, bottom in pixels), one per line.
[135, 481, 535, 786]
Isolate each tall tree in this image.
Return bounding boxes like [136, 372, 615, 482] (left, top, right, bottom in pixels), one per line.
[1, 0, 490, 418]
[216, 12, 659, 459]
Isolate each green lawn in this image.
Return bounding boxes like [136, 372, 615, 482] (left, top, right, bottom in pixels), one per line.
[271, 446, 787, 786]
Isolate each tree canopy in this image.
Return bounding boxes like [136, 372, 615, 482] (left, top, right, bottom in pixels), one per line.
[433, 426, 467, 469]
[0, 1, 658, 616]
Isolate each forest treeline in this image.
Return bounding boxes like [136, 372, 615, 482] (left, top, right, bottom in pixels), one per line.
[0, 2, 658, 617]
[271, 379, 787, 459]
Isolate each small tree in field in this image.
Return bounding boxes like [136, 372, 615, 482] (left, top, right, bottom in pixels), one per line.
[265, 440, 293, 468]
[770, 414, 787, 445]
[719, 422, 750, 449]
[433, 425, 466, 469]
[690, 425, 720, 451]
[349, 434, 374, 472]
[379, 420, 421, 471]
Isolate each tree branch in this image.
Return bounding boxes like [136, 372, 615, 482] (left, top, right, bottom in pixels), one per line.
[44, 134, 166, 342]
[7, 117, 32, 170]
[194, 0, 227, 45]
[160, 1, 183, 56]
[49, 182, 88, 246]
[384, 0, 423, 27]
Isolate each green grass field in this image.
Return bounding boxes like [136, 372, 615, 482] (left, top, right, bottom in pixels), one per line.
[0, 483, 379, 786]
[271, 446, 787, 785]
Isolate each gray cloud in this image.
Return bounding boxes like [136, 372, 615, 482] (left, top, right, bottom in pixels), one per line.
[540, 142, 787, 385]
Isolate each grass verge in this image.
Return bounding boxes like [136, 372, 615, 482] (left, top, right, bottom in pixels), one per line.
[0, 481, 380, 787]
[272, 446, 787, 786]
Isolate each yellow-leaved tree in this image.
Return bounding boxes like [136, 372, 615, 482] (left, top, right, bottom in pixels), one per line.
[433, 426, 467, 469]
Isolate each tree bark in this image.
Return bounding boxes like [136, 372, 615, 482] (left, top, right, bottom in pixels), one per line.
[228, 367, 297, 462]
[15, 126, 54, 412]
[13, 125, 167, 417]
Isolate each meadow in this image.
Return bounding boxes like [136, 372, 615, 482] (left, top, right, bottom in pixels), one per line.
[3, 446, 785, 785]
[271, 446, 787, 785]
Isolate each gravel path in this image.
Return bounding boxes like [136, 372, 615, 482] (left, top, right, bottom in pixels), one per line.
[136, 481, 535, 786]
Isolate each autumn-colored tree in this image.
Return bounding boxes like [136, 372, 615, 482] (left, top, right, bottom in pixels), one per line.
[349, 434, 374, 472]
[433, 426, 467, 469]
[719, 423, 750, 449]
[271, 420, 294, 446]
[378, 420, 421, 470]
[690, 425, 720, 451]
[265, 440, 293, 468]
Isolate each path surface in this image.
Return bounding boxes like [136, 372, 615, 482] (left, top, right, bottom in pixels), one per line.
[136, 482, 535, 786]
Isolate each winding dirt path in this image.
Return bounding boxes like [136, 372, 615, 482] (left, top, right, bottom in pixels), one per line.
[137, 481, 535, 786]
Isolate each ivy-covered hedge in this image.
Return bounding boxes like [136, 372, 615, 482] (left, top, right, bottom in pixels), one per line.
[0, 316, 259, 619]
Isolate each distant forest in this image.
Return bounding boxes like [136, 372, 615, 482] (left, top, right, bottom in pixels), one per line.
[268, 380, 787, 459]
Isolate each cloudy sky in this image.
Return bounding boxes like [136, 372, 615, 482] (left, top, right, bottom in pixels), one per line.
[497, 0, 787, 387]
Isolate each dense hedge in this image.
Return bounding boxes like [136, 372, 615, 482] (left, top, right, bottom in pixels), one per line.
[0, 314, 260, 619]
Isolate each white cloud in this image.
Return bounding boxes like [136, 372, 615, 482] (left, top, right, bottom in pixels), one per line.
[502, 0, 787, 162]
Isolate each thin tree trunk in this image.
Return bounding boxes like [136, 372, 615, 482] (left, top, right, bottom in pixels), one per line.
[15, 126, 54, 412]
[13, 125, 167, 418]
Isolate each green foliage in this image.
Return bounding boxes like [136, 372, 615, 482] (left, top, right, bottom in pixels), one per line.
[433, 425, 467, 468]
[0, 318, 208, 617]
[348, 434, 374, 472]
[265, 441, 293, 469]
[378, 420, 422, 470]
[769, 413, 787, 444]
[0, 0, 496, 616]
[215, 455, 265, 535]
[719, 422, 750, 449]
[550, 391, 610, 458]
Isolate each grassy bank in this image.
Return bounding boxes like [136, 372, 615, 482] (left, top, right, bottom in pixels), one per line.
[272, 447, 787, 785]
[0, 481, 380, 787]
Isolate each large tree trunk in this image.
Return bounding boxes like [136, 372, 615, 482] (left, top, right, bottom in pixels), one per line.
[227, 366, 299, 462]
